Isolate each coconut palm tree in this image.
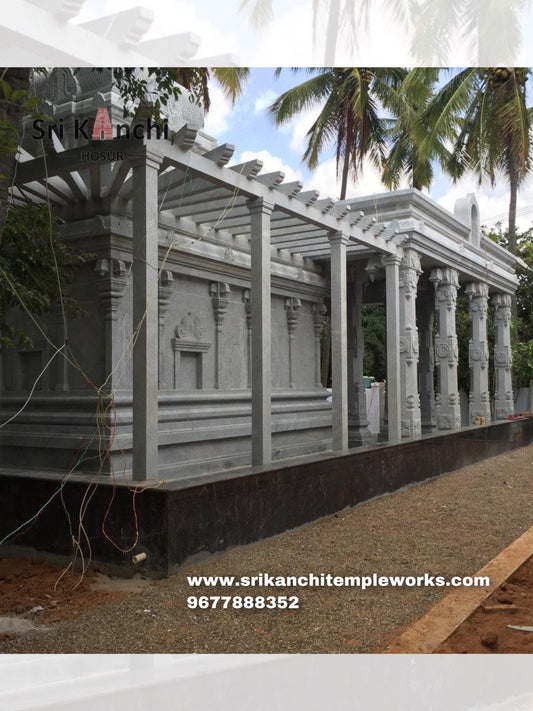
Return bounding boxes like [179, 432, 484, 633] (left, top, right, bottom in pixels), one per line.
[381, 67, 450, 191]
[410, 0, 528, 65]
[421, 67, 532, 256]
[240, 0, 406, 64]
[268, 67, 407, 199]
[241, 0, 527, 66]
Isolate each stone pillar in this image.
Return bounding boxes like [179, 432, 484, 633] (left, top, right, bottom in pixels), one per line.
[430, 267, 461, 430]
[493, 293, 514, 420]
[247, 198, 273, 466]
[158, 270, 173, 389]
[383, 255, 402, 442]
[210, 282, 231, 389]
[131, 150, 162, 481]
[398, 249, 422, 438]
[417, 293, 436, 430]
[242, 289, 252, 389]
[347, 269, 372, 446]
[328, 231, 349, 451]
[465, 282, 491, 424]
[284, 297, 301, 388]
[311, 303, 327, 388]
[95, 258, 127, 390]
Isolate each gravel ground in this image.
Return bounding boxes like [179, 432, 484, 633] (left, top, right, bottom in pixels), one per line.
[2, 444, 533, 654]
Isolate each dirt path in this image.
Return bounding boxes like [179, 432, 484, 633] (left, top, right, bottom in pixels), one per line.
[1, 444, 533, 654]
[436, 555, 533, 653]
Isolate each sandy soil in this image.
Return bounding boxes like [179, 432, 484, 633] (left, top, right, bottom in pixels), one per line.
[1, 444, 533, 654]
[437, 555, 533, 653]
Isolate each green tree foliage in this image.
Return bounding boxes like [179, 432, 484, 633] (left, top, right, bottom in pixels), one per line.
[422, 67, 531, 256]
[269, 67, 407, 199]
[486, 225, 533, 386]
[362, 305, 386, 381]
[0, 204, 89, 348]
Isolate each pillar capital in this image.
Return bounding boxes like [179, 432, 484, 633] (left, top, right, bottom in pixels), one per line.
[328, 230, 350, 246]
[382, 254, 402, 268]
[129, 147, 164, 171]
[247, 197, 275, 215]
[429, 267, 459, 288]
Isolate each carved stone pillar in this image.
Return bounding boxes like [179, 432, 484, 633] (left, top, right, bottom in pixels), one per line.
[158, 270, 173, 388]
[417, 293, 436, 430]
[210, 282, 231, 389]
[242, 289, 252, 389]
[347, 269, 372, 446]
[399, 249, 422, 438]
[430, 267, 461, 430]
[493, 293, 514, 420]
[311, 302, 327, 388]
[465, 282, 491, 424]
[284, 297, 301, 388]
[95, 257, 127, 389]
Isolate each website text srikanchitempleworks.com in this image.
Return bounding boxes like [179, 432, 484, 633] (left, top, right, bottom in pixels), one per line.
[185, 572, 489, 610]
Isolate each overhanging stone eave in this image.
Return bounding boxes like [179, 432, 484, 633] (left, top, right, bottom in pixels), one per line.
[341, 189, 472, 243]
[405, 242, 518, 293]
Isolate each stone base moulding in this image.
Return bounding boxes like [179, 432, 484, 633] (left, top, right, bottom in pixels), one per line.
[0, 418, 532, 578]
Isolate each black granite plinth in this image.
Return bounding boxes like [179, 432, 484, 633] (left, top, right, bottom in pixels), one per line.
[1, 419, 532, 577]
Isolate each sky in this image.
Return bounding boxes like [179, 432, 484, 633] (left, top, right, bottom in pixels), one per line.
[202, 68, 533, 234]
[68, 0, 533, 234]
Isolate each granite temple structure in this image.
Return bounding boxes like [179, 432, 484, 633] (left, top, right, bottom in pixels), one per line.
[0, 69, 520, 486]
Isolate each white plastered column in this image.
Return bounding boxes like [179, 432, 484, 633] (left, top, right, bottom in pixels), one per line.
[248, 198, 274, 466]
[430, 267, 461, 430]
[465, 282, 491, 424]
[131, 148, 162, 481]
[328, 231, 349, 451]
[398, 248, 422, 438]
[493, 293, 514, 420]
[383, 254, 402, 442]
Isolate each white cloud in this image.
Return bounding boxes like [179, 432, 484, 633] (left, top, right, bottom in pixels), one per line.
[236, 150, 304, 184]
[203, 82, 234, 137]
[306, 155, 406, 201]
[254, 90, 278, 113]
[436, 172, 533, 232]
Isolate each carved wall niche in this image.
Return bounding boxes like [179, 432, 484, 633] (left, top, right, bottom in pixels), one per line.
[171, 313, 211, 389]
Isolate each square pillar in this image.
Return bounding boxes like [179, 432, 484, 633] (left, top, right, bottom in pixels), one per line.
[347, 268, 372, 446]
[465, 282, 491, 424]
[247, 198, 274, 466]
[131, 149, 162, 481]
[383, 255, 402, 442]
[328, 231, 349, 451]
[430, 267, 461, 430]
[493, 293, 514, 420]
[399, 249, 422, 438]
